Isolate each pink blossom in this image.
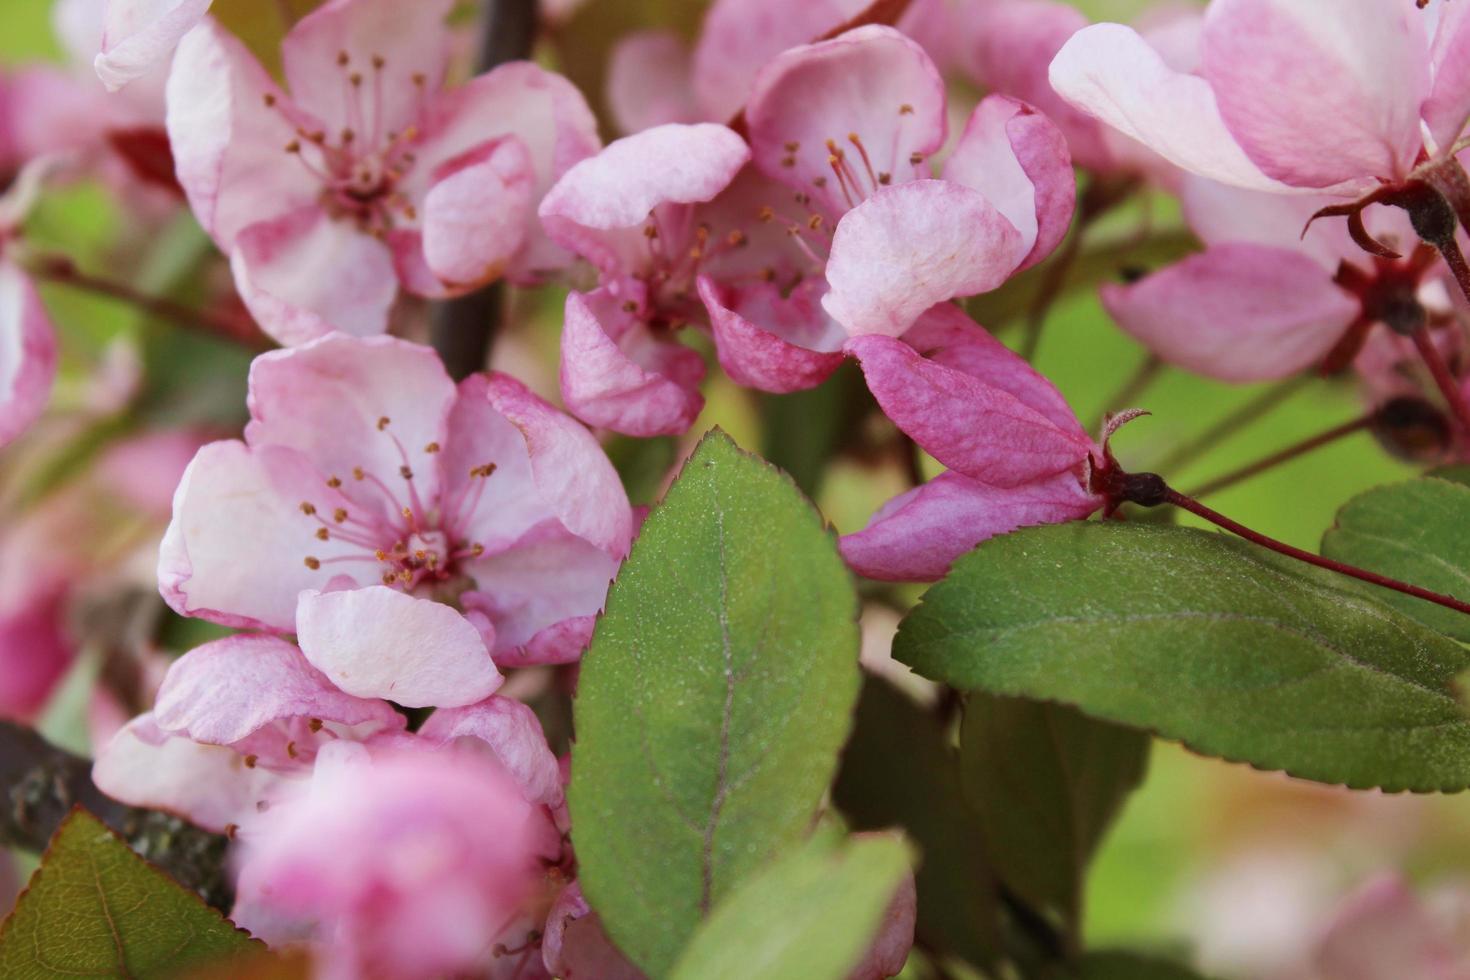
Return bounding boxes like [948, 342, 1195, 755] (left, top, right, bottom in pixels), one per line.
[1050, 0, 1468, 194]
[93, 0, 212, 92]
[166, 0, 599, 345]
[1101, 178, 1452, 382]
[1306, 875, 1470, 980]
[842, 305, 1102, 581]
[547, 26, 1073, 432]
[159, 333, 632, 668]
[230, 742, 558, 980]
[541, 882, 646, 979]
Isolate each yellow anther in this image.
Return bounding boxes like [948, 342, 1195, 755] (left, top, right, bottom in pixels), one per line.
[425, 442, 441, 453]
[309, 718, 324, 732]
[316, 528, 330, 541]
[304, 556, 321, 570]
[400, 465, 413, 479]
[244, 754, 258, 768]
[377, 416, 391, 430]
[353, 467, 365, 480]
[333, 508, 348, 523]
[300, 502, 317, 515]
[899, 103, 914, 115]
[327, 476, 342, 488]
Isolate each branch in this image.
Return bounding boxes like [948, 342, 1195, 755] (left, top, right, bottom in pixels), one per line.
[429, 0, 538, 381]
[0, 721, 233, 910]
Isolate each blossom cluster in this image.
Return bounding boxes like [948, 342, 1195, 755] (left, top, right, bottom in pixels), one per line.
[2, 0, 1470, 977]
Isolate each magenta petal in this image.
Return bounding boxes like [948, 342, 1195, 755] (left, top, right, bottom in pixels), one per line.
[692, 0, 869, 122]
[745, 25, 947, 212]
[849, 840, 918, 979]
[296, 587, 502, 708]
[92, 715, 284, 833]
[846, 332, 1092, 486]
[824, 180, 1025, 338]
[560, 287, 705, 437]
[944, 94, 1075, 273]
[538, 123, 749, 276]
[165, 20, 319, 249]
[281, 0, 454, 140]
[419, 696, 562, 808]
[1049, 23, 1285, 192]
[420, 136, 534, 294]
[153, 633, 402, 746]
[0, 263, 57, 449]
[902, 303, 1089, 440]
[1100, 244, 1360, 382]
[701, 276, 845, 393]
[481, 372, 634, 557]
[1202, 0, 1429, 188]
[95, 0, 212, 91]
[230, 209, 398, 346]
[541, 882, 646, 980]
[607, 30, 699, 134]
[841, 469, 1099, 582]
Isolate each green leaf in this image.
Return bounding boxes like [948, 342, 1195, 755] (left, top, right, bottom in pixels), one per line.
[0, 809, 258, 978]
[895, 522, 1470, 792]
[959, 695, 1148, 936]
[668, 834, 909, 980]
[569, 430, 861, 975]
[1428, 465, 1470, 487]
[1073, 951, 1214, 979]
[833, 678, 999, 969]
[1321, 476, 1470, 641]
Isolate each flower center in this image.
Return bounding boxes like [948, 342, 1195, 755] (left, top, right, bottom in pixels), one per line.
[297, 418, 496, 595]
[264, 49, 430, 237]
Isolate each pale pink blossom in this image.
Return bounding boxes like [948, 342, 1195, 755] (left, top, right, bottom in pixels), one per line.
[159, 333, 632, 668]
[93, 0, 212, 92]
[1050, 0, 1470, 194]
[842, 304, 1102, 581]
[167, 0, 599, 345]
[231, 742, 559, 980]
[1101, 178, 1453, 382]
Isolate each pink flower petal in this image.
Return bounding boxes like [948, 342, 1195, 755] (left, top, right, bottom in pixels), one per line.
[0, 263, 57, 449]
[1427, 1, 1470, 151]
[692, 0, 869, 122]
[1201, 0, 1429, 188]
[165, 19, 319, 249]
[1315, 875, 1464, 980]
[230, 208, 398, 346]
[1100, 244, 1361, 382]
[560, 287, 706, 437]
[0, 588, 72, 723]
[541, 882, 646, 980]
[296, 587, 502, 708]
[419, 696, 562, 808]
[95, 0, 212, 92]
[967, 0, 1116, 171]
[840, 469, 1100, 582]
[1049, 23, 1286, 192]
[823, 180, 1025, 337]
[413, 62, 600, 282]
[93, 714, 285, 833]
[244, 332, 457, 520]
[153, 633, 402, 747]
[944, 94, 1075, 273]
[846, 331, 1093, 485]
[539, 123, 750, 278]
[701, 276, 846, 393]
[848, 840, 917, 979]
[419, 136, 534, 294]
[482, 372, 634, 557]
[159, 440, 367, 632]
[902, 303, 1090, 439]
[745, 25, 946, 214]
[280, 0, 454, 141]
[1179, 176, 1358, 271]
[608, 30, 699, 134]
[461, 524, 621, 664]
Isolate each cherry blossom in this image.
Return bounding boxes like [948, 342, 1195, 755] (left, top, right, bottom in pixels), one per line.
[0, 160, 60, 452]
[1049, 0, 1470, 194]
[93, 0, 212, 92]
[159, 333, 633, 667]
[167, 0, 599, 345]
[230, 741, 560, 980]
[841, 305, 1102, 581]
[1102, 179, 1454, 382]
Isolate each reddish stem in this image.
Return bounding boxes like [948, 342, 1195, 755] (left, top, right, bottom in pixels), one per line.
[29, 255, 266, 349]
[1187, 415, 1371, 499]
[1165, 488, 1470, 617]
[1410, 325, 1470, 439]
